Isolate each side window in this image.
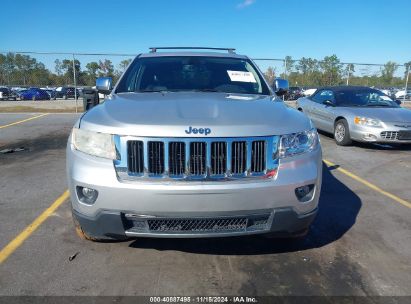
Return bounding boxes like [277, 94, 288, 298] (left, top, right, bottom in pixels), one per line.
[311, 90, 335, 104]
[311, 90, 323, 103]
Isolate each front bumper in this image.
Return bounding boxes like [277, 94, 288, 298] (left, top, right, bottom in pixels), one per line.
[72, 207, 318, 239]
[67, 141, 322, 239]
[350, 123, 411, 144]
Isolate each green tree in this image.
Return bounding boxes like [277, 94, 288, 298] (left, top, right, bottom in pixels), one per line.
[86, 62, 100, 76]
[118, 59, 132, 72]
[54, 59, 63, 76]
[263, 66, 276, 84]
[59, 59, 81, 85]
[296, 57, 320, 86]
[319, 55, 343, 85]
[282, 56, 294, 78]
[98, 59, 114, 77]
[381, 61, 397, 85]
[14, 54, 37, 85]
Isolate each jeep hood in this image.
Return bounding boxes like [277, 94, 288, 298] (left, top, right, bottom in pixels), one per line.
[80, 92, 312, 137]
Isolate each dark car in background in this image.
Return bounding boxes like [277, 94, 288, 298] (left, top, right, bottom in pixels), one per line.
[0, 87, 17, 101]
[19, 88, 51, 100]
[55, 87, 81, 99]
[44, 89, 57, 100]
[285, 86, 303, 100]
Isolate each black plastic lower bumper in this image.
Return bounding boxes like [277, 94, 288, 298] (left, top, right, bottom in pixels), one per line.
[72, 207, 318, 240]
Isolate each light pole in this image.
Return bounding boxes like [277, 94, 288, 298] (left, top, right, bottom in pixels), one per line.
[72, 54, 78, 113]
[346, 64, 351, 85]
[404, 66, 409, 102]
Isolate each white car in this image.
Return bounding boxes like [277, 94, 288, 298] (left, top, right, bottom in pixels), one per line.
[302, 88, 317, 97]
[395, 89, 411, 99]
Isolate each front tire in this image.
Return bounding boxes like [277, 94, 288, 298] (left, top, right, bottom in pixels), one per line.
[72, 212, 100, 242]
[334, 119, 352, 146]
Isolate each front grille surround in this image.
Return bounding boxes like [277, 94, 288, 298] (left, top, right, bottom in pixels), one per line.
[114, 135, 279, 181]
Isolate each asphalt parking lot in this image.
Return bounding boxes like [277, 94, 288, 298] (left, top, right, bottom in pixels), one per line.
[0, 112, 410, 296]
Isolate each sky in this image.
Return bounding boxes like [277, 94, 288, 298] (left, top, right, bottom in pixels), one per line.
[0, 0, 410, 67]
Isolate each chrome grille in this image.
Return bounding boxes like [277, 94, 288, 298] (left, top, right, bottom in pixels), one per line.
[127, 141, 144, 174]
[251, 140, 266, 173]
[169, 142, 185, 176]
[118, 136, 278, 181]
[231, 141, 247, 174]
[148, 141, 164, 174]
[189, 142, 206, 175]
[380, 131, 398, 140]
[211, 142, 227, 175]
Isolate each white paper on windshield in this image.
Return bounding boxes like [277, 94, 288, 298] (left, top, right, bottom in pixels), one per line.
[380, 95, 392, 101]
[227, 70, 257, 83]
[226, 94, 255, 100]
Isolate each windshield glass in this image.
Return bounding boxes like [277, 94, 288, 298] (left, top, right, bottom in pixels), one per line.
[116, 56, 270, 95]
[335, 88, 399, 107]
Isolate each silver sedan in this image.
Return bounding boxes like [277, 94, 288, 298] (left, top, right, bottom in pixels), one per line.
[296, 86, 411, 145]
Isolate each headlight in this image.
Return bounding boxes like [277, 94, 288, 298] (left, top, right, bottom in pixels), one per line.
[354, 116, 381, 127]
[72, 128, 117, 159]
[279, 128, 318, 158]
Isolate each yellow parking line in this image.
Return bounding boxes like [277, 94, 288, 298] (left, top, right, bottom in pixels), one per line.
[324, 159, 411, 209]
[0, 190, 69, 265]
[0, 113, 49, 129]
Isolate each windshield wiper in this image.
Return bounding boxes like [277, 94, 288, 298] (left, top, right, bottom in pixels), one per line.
[139, 89, 170, 93]
[191, 89, 220, 92]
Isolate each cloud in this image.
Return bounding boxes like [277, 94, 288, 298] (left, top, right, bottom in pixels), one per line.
[237, 0, 256, 9]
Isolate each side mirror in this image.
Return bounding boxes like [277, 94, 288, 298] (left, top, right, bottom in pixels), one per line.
[96, 77, 113, 95]
[395, 99, 402, 105]
[272, 78, 289, 96]
[323, 100, 335, 107]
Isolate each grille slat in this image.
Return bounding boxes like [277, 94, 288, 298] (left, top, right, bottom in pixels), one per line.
[127, 141, 144, 174]
[148, 141, 164, 174]
[190, 142, 206, 175]
[169, 142, 185, 176]
[232, 141, 247, 174]
[211, 142, 227, 175]
[251, 140, 266, 172]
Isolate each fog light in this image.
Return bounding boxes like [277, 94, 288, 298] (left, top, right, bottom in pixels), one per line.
[76, 186, 98, 205]
[295, 184, 315, 202]
[362, 133, 377, 141]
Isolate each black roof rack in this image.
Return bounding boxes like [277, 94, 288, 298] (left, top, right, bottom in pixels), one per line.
[149, 47, 236, 54]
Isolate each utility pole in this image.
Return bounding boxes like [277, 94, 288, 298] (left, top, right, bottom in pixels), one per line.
[283, 59, 287, 101]
[72, 54, 78, 113]
[346, 64, 351, 85]
[405, 66, 409, 102]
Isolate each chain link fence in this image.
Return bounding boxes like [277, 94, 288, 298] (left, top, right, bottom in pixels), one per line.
[1, 51, 410, 101]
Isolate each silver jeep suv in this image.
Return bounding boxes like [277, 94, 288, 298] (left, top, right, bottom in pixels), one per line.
[66, 47, 322, 241]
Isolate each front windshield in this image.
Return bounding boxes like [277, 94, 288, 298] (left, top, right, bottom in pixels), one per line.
[116, 56, 270, 95]
[335, 89, 399, 107]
